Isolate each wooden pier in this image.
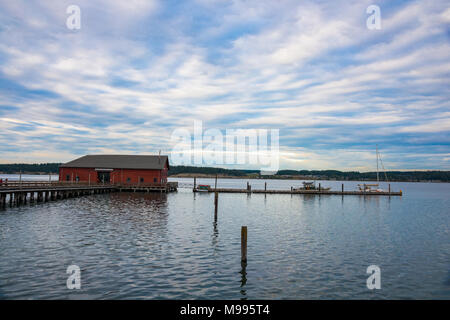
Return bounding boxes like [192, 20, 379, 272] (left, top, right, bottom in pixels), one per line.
[0, 181, 178, 209]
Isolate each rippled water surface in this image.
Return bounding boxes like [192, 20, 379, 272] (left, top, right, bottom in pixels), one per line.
[0, 177, 449, 299]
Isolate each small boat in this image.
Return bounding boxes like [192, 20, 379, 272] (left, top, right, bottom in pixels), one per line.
[293, 181, 330, 191]
[196, 184, 211, 192]
[358, 145, 389, 192]
[358, 184, 384, 193]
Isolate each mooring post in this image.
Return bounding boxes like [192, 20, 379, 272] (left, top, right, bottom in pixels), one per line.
[265, 182, 267, 191]
[342, 183, 344, 192]
[214, 191, 218, 220]
[215, 174, 218, 191]
[193, 177, 197, 191]
[319, 183, 321, 192]
[388, 184, 391, 194]
[241, 226, 247, 263]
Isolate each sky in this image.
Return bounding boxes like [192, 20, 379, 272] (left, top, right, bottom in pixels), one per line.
[0, 0, 449, 171]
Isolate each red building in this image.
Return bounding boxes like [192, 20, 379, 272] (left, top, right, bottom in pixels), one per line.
[59, 155, 169, 185]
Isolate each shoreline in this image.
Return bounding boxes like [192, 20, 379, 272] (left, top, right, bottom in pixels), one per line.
[0, 172, 448, 183]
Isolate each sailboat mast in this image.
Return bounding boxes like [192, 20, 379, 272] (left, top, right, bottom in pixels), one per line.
[376, 145, 379, 183]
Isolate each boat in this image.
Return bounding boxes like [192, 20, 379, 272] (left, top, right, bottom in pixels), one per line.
[357, 184, 384, 193]
[358, 145, 389, 193]
[196, 184, 211, 192]
[293, 181, 330, 191]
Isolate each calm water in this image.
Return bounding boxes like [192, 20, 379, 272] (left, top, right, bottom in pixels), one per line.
[0, 176, 449, 299]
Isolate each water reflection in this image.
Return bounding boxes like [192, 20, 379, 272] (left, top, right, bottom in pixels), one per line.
[240, 261, 247, 299]
[0, 178, 449, 299]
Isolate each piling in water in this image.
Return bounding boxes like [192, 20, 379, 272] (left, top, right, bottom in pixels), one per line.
[214, 191, 218, 220]
[241, 226, 247, 263]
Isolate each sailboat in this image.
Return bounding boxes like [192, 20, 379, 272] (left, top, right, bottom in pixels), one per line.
[358, 145, 388, 193]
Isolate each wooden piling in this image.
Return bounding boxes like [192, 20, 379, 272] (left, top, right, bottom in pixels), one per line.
[319, 183, 321, 192]
[265, 182, 267, 191]
[193, 177, 197, 191]
[342, 184, 344, 192]
[214, 191, 218, 220]
[388, 184, 391, 194]
[215, 174, 218, 190]
[241, 226, 247, 263]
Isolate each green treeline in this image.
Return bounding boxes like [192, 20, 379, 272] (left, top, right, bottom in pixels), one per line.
[0, 163, 448, 182]
[0, 163, 61, 174]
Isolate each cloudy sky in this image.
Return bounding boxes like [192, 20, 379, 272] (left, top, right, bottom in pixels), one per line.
[0, 0, 449, 171]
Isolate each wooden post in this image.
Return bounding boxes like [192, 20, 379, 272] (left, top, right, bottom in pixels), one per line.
[342, 183, 344, 192]
[193, 177, 197, 191]
[215, 174, 218, 190]
[319, 183, 321, 192]
[241, 226, 247, 263]
[19, 171, 22, 189]
[265, 182, 267, 191]
[214, 192, 218, 220]
[388, 184, 391, 194]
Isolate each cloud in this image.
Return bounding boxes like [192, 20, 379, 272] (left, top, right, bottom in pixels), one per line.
[0, 0, 449, 170]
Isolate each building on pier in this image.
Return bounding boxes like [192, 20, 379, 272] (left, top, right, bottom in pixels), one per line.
[59, 154, 169, 184]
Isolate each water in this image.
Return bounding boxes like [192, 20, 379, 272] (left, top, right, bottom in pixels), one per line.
[0, 176, 449, 299]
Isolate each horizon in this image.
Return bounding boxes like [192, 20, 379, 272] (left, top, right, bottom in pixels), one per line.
[0, 161, 448, 174]
[0, 0, 449, 171]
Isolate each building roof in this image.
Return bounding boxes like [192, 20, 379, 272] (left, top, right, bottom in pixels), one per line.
[60, 155, 169, 170]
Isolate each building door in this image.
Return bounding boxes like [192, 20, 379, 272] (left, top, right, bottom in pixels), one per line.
[97, 171, 110, 183]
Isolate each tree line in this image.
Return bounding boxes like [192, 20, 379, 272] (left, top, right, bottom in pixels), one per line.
[0, 163, 448, 182]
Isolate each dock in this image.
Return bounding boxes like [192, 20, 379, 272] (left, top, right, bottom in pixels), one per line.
[0, 181, 178, 209]
[192, 178, 402, 196]
[198, 188, 402, 196]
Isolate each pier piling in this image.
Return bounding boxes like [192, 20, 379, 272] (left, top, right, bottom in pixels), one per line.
[214, 192, 218, 220]
[241, 226, 247, 263]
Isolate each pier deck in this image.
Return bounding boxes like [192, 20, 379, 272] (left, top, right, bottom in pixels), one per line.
[0, 181, 178, 209]
[196, 188, 402, 196]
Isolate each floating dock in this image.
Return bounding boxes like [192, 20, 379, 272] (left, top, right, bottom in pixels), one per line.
[192, 178, 402, 196]
[196, 188, 402, 196]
